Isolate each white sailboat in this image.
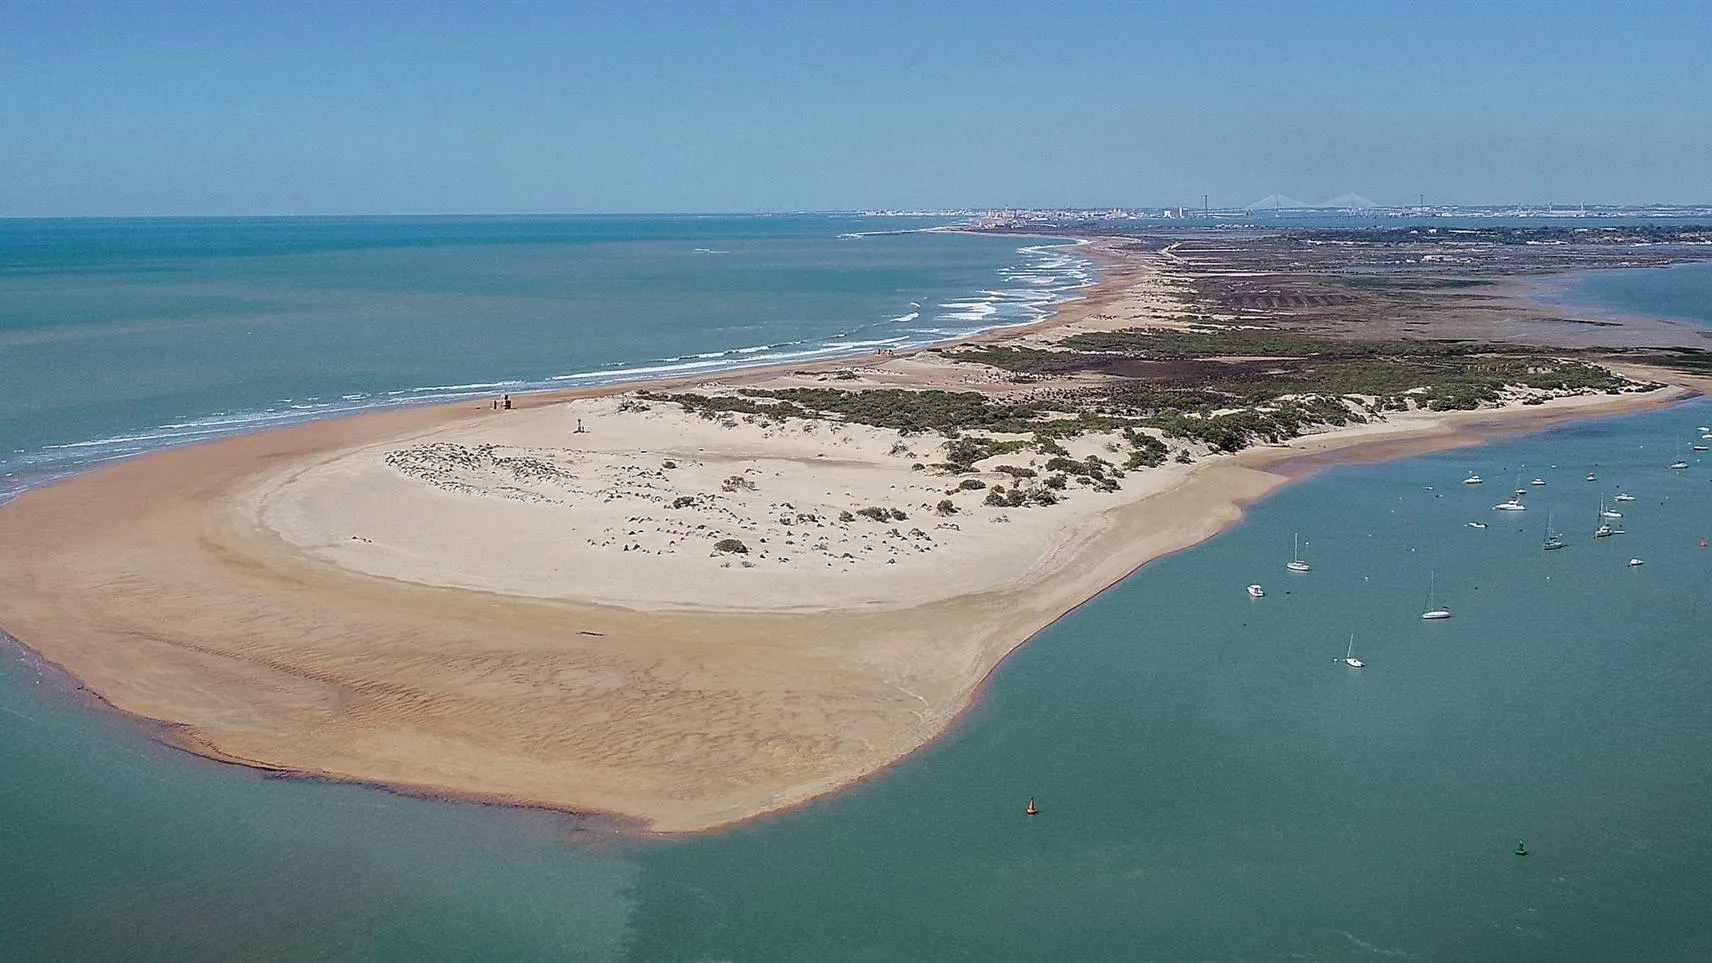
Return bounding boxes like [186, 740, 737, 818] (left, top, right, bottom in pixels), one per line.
[1670, 438, 1689, 469]
[1421, 572, 1451, 620]
[1542, 512, 1565, 551]
[1594, 499, 1613, 538]
[1287, 533, 1311, 573]
[1342, 633, 1365, 668]
[1599, 495, 1622, 519]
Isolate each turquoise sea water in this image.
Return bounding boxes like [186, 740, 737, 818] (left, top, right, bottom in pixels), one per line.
[3, 219, 1712, 961]
[0, 216, 1090, 500]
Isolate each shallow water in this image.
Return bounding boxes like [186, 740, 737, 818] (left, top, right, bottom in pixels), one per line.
[1548, 259, 1712, 329]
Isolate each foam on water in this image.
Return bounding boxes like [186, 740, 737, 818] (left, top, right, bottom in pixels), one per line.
[0, 219, 1095, 506]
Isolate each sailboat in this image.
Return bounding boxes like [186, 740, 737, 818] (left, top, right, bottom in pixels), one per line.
[1670, 438, 1689, 470]
[1287, 533, 1311, 573]
[1594, 499, 1613, 538]
[1599, 495, 1622, 519]
[1342, 633, 1365, 668]
[1421, 572, 1451, 620]
[1542, 512, 1565, 551]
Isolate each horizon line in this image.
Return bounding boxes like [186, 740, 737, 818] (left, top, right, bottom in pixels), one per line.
[7, 203, 1712, 222]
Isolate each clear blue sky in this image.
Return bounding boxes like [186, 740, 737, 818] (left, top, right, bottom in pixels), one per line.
[3, 0, 1709, 215]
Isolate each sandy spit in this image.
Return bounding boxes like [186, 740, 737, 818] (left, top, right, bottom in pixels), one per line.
[0, 247, 1698, 834]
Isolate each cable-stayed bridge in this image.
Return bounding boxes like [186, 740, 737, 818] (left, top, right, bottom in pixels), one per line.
[1244, 192, 1378, 211]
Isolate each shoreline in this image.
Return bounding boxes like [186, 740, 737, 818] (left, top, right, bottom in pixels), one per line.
[0, 244, 1705, 835]
[0, 230, 1102, 506]
[1518, 260, 1712, 333]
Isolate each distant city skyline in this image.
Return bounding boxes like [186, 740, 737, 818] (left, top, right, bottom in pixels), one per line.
[3, 0, 1710, 216]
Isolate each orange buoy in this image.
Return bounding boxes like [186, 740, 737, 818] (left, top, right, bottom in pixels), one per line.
[1025, 798, 1038, 816]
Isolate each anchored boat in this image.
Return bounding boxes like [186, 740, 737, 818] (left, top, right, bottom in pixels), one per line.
[1342, 633, 1365, 669]
[1542, 512, 1565, 551]
[1421, 572, 1451, 620]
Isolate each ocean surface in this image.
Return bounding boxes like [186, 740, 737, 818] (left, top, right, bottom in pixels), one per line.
[0, 215, 1091, 502]
[3, 218, 1712, 961]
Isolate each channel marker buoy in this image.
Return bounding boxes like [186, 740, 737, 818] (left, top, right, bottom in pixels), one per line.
[1514, 840, 1528, 856]
[1025, 798, 1038, 816]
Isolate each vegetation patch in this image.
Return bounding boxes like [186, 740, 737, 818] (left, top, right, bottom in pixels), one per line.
[644, 327, 1652, 509]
